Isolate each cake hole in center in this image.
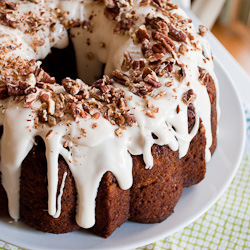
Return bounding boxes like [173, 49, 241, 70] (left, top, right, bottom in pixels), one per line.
[41, 39, 104, 85]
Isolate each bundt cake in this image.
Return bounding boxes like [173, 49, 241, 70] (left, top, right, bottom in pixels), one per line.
[0, 0, 218, 238]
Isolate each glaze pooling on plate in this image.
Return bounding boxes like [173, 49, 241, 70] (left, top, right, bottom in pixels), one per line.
[0, 0, 219, 229]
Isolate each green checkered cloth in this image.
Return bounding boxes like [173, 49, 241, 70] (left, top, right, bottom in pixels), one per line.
[1, 154, 249, 250]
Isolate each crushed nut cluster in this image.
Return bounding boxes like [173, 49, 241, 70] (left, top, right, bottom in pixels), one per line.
[198, 67, 210, 86]
[0, 0, 66, 52]
[0, 1, 55, 32]
[0, 55, 137, 131]
[0, 0, 210, 135]
[110, 13, 192, 97]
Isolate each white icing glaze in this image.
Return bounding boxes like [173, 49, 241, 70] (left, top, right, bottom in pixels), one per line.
[0, 0, 219, 229]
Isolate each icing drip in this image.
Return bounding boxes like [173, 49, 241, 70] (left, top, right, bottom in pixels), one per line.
[0, 0, 219, 229]
[54, 172, 67, 219]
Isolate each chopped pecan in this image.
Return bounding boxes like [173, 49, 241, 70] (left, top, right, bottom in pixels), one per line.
[38, 109, 48, 123]
[104, 0, 116, 8]
[144, 74, 161, 88]
[198, 25, 208, 37]
[104, 3, 120, 20]
[176, 105, 180, 114]
[152, 43, 166, 54]
[167, 23, 187, 43]
[146, 110, 156, 118]
[62, 78, 88, 96]
[132, 59, 146, 70]
[111, 69, 130, 86]
[40, 93, 50, 103]
[117, 98, 126, 110]
[92, 112, 100, 120]
[152, 30, 176, 51]
[7, 84, 23, 96]
[70, 102, 89, 121]
[92, 122, 98, 129]
[46, 129, 53, 139]
[151, 0, 163, 7]
[124, 113, 138, 126]
[72, 20, 81, 28]
[176, 67, 186, 83]
[40, 71, 56, 84]
[47, 99, 55, 115]
[5, 2, 16, 10]
[86, 52, 94, 60]
[154, 60, 174, 77]
[90, 88, 104, 101]
[135, 25, 150, 42]
[154, 91, 166, 99]
[114, 113, 126, 126]
[182, 89, 197, 105]
[99, 42, 106, 48]
[198, 67, 210, 85]
[82, 20, 92, 31]
[141, 38, 153, 58]
[34, 38, 45, 47]
[115, 127, 123, 137]
[179, 43, 188, 55]
[100, 84, 113, 94]
[48, 115, 57, 127]
[121, 52, 132, 71]
[148, 53, 164, 63]
[114, 19, 135, 34]
[24, 90, 40, 106]
[140, 0, 150, 6]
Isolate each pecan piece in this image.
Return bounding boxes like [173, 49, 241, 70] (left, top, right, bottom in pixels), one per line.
[140, 0, 150, 6]
[198, 25, 208, 37]
[111, 69, 130, 86]
[114, 19, 135, 34]
[179, 44, 188, 55]
[182, 89, 197, 105]
[152, 30, 176, 51]
[62, 78, 88, 96]
[115, 127, 123, 137]
[135, 25, 150, 42]
[104, 2, 120, 20]
[70, 102, 89, 121]
[167, 23, 187, 43]
[40, 93, 50, 103]
[42, 72, 56, 84]
[124, 113, 138, 126]
[104, 0, 116, 8]
[121, 52, 132, 71]
[176, 67, 186, 83]
[38, 109, 48, 123]
[132, 59, 146, 70]
[144, 74, 161, 88]
[141, 38, 153, 58]
[152, 43, 166, 54]
[198, 67, 210, 85]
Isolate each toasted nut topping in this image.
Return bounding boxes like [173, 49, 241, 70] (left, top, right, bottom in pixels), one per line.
[146, 110, 156, 118]
[121, 52, 132, 71]
[182, 89, 197, 105]
[46, 129, 53, 139]
[111, 69, 130, 86]
[136, 25, 150, 42]
[115, 127, 123, 137]
[179, 44, 188, 55]
[198, 25, 208, 37]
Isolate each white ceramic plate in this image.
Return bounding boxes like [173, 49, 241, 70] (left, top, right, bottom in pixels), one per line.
[0, 58, 246, 250]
